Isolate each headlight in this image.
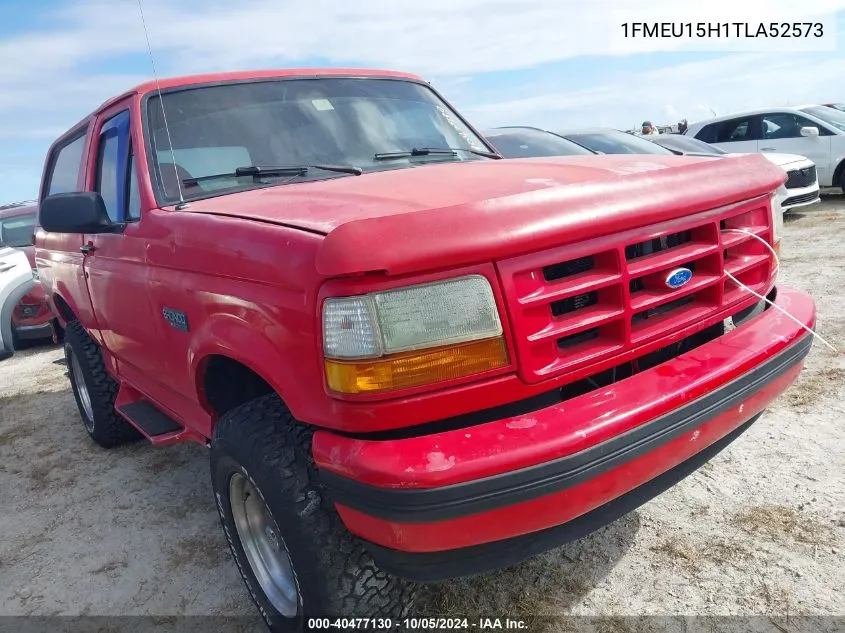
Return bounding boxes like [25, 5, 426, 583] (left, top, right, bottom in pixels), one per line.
[322, 275, 508, 394]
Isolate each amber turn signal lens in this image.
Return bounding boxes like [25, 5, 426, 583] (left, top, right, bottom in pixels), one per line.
[773, 239, 781, 258]
[325, 336, 509, 394]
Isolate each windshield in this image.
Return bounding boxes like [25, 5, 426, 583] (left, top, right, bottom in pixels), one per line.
[561, 131, 675, 155]
[146, 78, 493, 202]
[0, 214, 36, 248]
[652, 135, 728, 155]
[483, 128, 593, 158]
[800, 106, 845, 133]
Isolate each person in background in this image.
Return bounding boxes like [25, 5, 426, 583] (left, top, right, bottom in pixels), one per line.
[678, 119, 688, 134]
[641, 121, 660, 135]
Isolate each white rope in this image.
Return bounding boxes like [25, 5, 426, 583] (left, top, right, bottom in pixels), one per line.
[722, 228, 837, 352]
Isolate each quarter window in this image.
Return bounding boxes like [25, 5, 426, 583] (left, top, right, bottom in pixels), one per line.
[45, 133, 86, 196]
[694, 123, 719, 143]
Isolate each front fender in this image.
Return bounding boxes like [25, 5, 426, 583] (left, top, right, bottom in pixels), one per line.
[189, 311, 304, 420]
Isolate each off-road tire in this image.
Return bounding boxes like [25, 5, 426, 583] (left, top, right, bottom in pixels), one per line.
[211, 394, 416, 632]
[64, 320, 141, 448]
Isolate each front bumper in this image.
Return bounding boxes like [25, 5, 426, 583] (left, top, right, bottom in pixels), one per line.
[14, 321, 55, 341]
[782, 183, 820, 211]
[313, 286, 815, 580]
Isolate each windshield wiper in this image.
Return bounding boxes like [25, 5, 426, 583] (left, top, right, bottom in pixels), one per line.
[182, 164, 362, 185]
[373, 147, 501, 161]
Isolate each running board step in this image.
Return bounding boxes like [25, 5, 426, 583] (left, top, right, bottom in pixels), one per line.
[118, 401, 183, 437]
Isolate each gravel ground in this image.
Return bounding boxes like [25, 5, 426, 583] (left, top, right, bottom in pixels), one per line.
[1, 196, 843, 632]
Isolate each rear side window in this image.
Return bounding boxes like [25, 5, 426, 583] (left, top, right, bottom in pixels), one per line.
[714, 118, 757, 143]
[694, 123, 718, 143]
[45, 133, 87, 196]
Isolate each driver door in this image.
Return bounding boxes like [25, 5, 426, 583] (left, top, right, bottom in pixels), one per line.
[81, 101, 167, 389]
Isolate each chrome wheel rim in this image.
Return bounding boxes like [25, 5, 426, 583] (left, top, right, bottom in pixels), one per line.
[229, 472, 299, 617]
[70, 351, 94, 429]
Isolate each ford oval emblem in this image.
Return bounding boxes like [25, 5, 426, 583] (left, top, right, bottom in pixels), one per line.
[665, 267, 693, 289]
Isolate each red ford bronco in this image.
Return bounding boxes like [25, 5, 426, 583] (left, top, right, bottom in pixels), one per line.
[34, 69, 815, 631]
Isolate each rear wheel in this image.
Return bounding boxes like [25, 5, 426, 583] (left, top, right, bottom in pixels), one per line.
[210, 394, 416, 632]
[64, 321, 141, 448]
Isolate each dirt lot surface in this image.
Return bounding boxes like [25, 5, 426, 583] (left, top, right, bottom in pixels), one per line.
[1, 196, 844, 632]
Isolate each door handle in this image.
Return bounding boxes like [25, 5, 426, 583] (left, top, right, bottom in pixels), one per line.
[80, 244, 97, 255]
[760, 147, 776, 151]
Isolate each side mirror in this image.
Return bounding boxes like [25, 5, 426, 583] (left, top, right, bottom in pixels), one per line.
[800, 126, 820, 137]
[39, 192, 118, 234]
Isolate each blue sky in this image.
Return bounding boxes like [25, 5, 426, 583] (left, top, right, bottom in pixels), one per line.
[1, 0, 844, 203]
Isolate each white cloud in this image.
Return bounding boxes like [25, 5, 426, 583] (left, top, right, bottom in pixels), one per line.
[2, 0, 845, 201]
[459, 52, 845, 130]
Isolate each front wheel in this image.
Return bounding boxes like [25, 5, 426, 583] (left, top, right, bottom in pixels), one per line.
[210, 394, 416, 632]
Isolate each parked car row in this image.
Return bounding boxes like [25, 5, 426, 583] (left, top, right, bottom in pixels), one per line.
[684, 105, 845, 192]
[482, 123, 823, 214]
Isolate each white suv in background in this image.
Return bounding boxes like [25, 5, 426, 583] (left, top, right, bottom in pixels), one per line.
[685, 105, 845, 192]
[0, 246, 35, 360]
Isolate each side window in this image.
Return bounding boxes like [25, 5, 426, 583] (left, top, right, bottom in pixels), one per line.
[801, 116, 834, 136]
[45, 133, 87, 196]
[96, 129, 121, 221]
[695, 123, 718, 143]
[94, 110, 132, 222]
[762, 113, 833, 138]
[715, 118, 757, 143]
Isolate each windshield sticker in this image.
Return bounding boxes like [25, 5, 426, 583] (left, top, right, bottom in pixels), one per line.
[311, 99, 335, 111]
[435, 105, 485, 151]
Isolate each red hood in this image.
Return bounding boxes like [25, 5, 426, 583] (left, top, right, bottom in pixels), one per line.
[184, 154, 785, 276]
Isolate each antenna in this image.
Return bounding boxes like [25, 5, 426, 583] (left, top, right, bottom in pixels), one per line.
[136, 0, 187, 209]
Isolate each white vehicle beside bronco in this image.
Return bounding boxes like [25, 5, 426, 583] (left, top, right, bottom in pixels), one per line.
[685, 105, 845, 193]
[0, 246, 35, 361]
